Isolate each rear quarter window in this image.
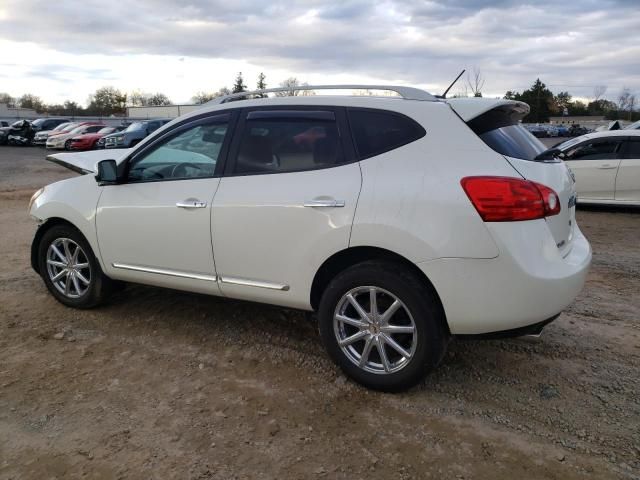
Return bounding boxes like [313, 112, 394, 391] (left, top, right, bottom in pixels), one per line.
[347, 108, 425, 159]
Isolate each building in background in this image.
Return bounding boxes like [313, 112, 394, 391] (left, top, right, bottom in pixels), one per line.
[0, 102, 38, 119]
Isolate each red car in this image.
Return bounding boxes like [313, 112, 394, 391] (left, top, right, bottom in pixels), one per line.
[69, 126, 125, 151]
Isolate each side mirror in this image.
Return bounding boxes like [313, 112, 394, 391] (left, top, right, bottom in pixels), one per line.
[95, 159, 118, 185]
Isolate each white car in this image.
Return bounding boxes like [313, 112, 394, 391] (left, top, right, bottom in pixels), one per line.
[29, 85, 591, 391]
[33, 122, 74, 145]
[46, 124, 105, 150]
[553, 130, 640, 205]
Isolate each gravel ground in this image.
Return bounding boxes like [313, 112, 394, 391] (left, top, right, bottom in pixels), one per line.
[0, 146, 638, 479]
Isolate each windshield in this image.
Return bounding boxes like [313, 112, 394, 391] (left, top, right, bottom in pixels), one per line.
[32, 119, 45, 127]
[625, 120, 640, 130]
[554, 136, 586, 151]
[53, 123, 70, 131]
[125, 122, 145, 132]
[60, 123, 78, 132]
[70, 126, 86, 134]
[98, 127, 115, 134]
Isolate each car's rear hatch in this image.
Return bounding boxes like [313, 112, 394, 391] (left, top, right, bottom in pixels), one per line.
[448, 98, 577, 256]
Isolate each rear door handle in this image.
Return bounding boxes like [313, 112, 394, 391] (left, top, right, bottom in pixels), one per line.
[303, 199, 345, 208]
[176, 200, 207, 208]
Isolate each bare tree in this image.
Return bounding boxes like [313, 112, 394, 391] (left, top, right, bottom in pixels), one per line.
[593, 85, 607, 101]
[618, 88, 632, 111]
[466, 67, 485, 97]
[275, 77, 313, 97]
[276, 77, 302, 96]
[627, 94, 637, 120]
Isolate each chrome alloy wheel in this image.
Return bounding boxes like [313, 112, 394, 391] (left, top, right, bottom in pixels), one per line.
[333, 286, 418, 374]
[46, 238, 91, 298]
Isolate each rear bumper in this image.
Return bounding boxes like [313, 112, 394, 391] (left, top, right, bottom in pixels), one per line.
[419, 220, 591, 335]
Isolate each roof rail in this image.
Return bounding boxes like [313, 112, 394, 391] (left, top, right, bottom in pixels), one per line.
[207, 85, 437, 105]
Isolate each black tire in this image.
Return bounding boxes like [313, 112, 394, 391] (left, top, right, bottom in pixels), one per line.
[318, 260, 448, 392]
[64, 139, 72, 150]
[37, 224, 113, 308]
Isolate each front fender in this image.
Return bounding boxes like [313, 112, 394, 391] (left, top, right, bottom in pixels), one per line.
[29, 175, 105, 271]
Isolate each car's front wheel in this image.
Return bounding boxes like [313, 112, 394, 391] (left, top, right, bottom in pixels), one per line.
[318, 261, 448, 392]
[38, 224, 113, 308]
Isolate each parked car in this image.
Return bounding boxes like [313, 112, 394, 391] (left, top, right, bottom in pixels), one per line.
[46, 124, 106, 150]
[525, 124, 549, 138]
[103, 119, 171, 149]
[545, 125, 560, 137]
[0, 121, 9, 127]
[34, 122, 76, 145]
[553, 130, 640, 205]
[30, 86, 591, 391]
[69, 126, 125, 151]
[569, 124, 590, 136]
[6, 119, 36, 145]
[31, 117, 70, 133]
[555, 125, 570, 137]
[0, 121, 19, 144]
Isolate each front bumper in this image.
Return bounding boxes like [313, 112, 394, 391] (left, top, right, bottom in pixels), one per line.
[46, 138, 67, 149]
[419, 220, 591, 335]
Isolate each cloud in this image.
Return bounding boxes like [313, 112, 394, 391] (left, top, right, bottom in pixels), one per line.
[0, 0, 638, 102]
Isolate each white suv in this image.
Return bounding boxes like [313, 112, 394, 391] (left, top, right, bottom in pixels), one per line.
[29, 85, 591, 391]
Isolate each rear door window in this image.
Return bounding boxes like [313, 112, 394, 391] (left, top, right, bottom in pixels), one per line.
[564, 139, 621, 160]
[231, 110, 344, 175]
[347, 108, 425, 159]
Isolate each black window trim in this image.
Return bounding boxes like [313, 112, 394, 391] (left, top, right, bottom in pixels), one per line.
[246, 110, 335, 121]
[223, 105, 357, 178]
[121, 111, 237, 184]
[346, 106, 427, 161]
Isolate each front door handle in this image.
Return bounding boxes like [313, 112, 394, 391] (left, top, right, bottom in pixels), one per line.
[598, 164, 617, 169]
[176, 200, 207, 209]
[303, 199, 345, 208]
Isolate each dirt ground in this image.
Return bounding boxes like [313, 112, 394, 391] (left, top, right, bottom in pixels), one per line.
[0, 146, 638, 480]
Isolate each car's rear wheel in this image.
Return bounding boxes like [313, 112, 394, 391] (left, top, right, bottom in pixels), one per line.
[318, 261, 448, 392]
[38, 224, 113, 308]
[64, 139, 72, 150]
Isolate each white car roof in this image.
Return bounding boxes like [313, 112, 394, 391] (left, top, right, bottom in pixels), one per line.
[571, 129, 640, 141]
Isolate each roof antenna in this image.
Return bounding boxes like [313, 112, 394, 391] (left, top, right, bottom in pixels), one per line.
[437, 69, 466, 99]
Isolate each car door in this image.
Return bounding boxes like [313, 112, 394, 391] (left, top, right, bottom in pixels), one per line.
[96, 112, 234, 295]
[615, 137, 640, 202]
[563, 138, 622, 200]
[211, 107, 361, 309]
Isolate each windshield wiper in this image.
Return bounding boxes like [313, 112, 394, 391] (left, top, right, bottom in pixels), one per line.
[534, 147, 564, 162]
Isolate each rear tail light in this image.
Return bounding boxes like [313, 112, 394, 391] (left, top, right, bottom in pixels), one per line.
[461, 176, 561, 222]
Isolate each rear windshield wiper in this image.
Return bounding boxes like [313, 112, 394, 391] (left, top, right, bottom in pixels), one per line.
[534, 147, 564, 162]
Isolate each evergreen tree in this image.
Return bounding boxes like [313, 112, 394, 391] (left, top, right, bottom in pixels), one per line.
[232, 72, 247, 94]
[257, 72, 266, 91]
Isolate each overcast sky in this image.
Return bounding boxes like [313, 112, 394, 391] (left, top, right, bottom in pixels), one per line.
[0, 0, 638, 105]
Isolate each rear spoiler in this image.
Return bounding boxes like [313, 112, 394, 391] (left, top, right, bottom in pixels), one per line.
[446, 98, 529, 122]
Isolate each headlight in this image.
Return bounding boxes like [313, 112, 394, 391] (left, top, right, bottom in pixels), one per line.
[29, 187, 45, 212]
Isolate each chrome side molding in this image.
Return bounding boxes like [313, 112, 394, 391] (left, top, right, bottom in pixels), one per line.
[112, 263, 217, 282]
[219, 276, 290, 291]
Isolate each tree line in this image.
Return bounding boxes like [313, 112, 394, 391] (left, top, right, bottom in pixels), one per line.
[0, 72, 311, 116]
[504, 79, 638, 123]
